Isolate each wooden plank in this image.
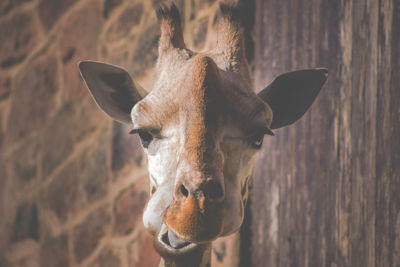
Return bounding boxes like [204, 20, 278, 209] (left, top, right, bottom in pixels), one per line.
[250, 0, 400, 266]
[376, 0, 400, 266]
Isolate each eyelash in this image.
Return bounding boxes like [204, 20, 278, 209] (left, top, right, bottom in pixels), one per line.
[129, 129, 154, 148]
[249, 128, 274, 149]
[249, 133, 264, 149]
[129, 128, 274, 149]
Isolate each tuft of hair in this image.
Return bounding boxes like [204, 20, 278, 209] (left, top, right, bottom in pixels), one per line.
[156, 2, 185, 50]
[218, 2, 243, 24]
[215, 1, 248, 75]
[156, 2, 181, 26]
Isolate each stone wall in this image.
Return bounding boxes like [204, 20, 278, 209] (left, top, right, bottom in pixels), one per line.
[0, 0, 250, 266]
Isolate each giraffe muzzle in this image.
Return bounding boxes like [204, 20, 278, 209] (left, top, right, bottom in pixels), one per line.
[155, 223, 207, 258]
[162, 186, 225, 244]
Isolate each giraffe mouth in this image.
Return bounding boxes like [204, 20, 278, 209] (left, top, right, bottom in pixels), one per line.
[154, 224, 204, 257]
[164, 228, 191, 249]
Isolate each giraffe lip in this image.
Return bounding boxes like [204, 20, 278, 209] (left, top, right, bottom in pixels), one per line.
[165, 229, 191, 249]
[159, 225, 194, 250]
[154, 224, 199, 257]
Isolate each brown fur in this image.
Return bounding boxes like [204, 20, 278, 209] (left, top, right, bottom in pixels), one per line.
[215, 2, 250, 82]
[157, 3, 185, 51]
[162, 56, 225, 243]
[182, 55, 222, 170]
[79, 2, 326, 267]
[164, 193, 224, 243]
[138, 3, 271, 267]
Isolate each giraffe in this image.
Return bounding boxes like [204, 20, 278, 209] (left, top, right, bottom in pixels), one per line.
[78, 2, 328, 266]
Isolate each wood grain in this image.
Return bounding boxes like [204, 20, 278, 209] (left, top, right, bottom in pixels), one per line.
[250, 0, 400, 266]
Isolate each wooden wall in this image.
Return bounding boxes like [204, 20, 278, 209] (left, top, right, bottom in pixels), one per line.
[250, 0, 400, 266]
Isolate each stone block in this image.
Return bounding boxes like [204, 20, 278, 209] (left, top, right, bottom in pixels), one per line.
[10, 202, 39, 243]
[41, 103, 76, 178]
[7, 253, 40, 267]
[152, 0, 184, 14]
[41, 101, 103, 178]
[102, 45, 131, 69]
[73, 206, 111, 263]
[0, 1, 14, 15]
[105, 3, 143, 42]
[113, 179, 148, 236]
[41, 159, 82, 222]
[151, 0, 163, 6]
[193, 17, 209, 49]
[0, 10, 38, 68]
[0, 75, 11, 101]
[81, 133, 111, 203]
[2, 239, 40, 267]
[11, 137, 40, 183]
[41, 131, 111, 222]
[128, 233, 160, 267]
[112, 121, 143, 173]
[7, 50, 58, 142]
[0, 159, 17, 253]
[103, 0, 122, 18]
[59, 0, 104, 100]
[38, 0, 78, 30]
[194, 0, 216, 10]
[39, 233, 69, 267]
[0, 0, 32, 15]
[92, 246, 122, 267]
[130, 23, 159, 76]
[136, 234, 160, 267]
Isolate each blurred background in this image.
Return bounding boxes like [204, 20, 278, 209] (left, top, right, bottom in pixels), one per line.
[0, 0, 399, 266]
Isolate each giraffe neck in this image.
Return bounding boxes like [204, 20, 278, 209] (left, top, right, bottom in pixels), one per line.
[159, 244, 211, 267]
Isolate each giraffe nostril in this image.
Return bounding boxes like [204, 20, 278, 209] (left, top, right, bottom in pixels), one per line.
[179, 184, 189, 198]
[151, 186, 157, 195]
[206, 181, 224, 200]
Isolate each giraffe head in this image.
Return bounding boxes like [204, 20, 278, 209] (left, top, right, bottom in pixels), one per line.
[78, 2, 327, 260]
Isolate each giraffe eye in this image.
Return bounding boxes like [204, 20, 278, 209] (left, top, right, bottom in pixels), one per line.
[249, 133, 264, 149]
[129, 128, 153, 148]
[248, 127, 274, 149]
[138, 130, 153, 148]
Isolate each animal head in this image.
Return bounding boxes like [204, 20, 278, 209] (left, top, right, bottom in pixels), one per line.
[78, 2, 327, 260]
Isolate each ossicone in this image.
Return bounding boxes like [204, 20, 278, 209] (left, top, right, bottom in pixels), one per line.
[156, 2, 185, 50]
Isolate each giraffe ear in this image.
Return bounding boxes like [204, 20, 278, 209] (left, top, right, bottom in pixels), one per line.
[258, 68, 328, 129]
[78, 61, 146, 124]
